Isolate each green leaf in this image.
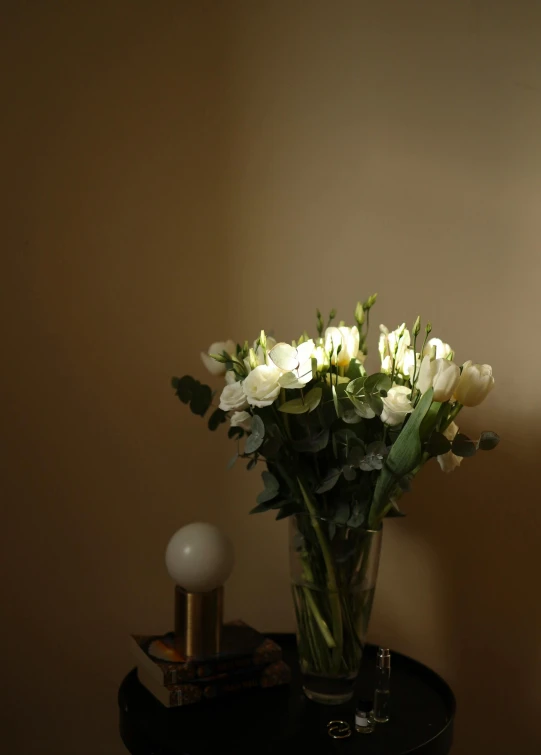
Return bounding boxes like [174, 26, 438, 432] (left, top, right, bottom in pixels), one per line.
[479, 431, 500, 451]
[316, 467, 341, 494]
[342, 465, 357, 482]
[174, 375, 196, 404]
[347, 445, 366, 467]
[452, 433, 477, 458]
[279, 386, 322, 415]
[171, 376, 180, 390]
[227, 453, 238, 469]
[228, 426, 244, 440]
[342, 409, 363, 424]
[427, 431, 452, 456]
[250, 502, 271, 514]
[246, 457, 258, 470]
[333, 429, 362, 462]
[190, 382, 212, 416]
[364, 373, 392, 393]
[346, 359, 367, 380]
[262, 471, 280, 492]
[293, 428, 329, 453]
[334, 501, 350, 524]
[257, 487, 280, 504]
[369, 388, 434, 528]
[244, 415, 265, 453]
[385, 501, 406, 518]
[275, 502, 300, 520]
[386, 388, 434, 478]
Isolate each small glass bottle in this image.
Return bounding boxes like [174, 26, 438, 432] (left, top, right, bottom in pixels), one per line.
[372, 647, 391, 723]
[355, 701, 375, 734]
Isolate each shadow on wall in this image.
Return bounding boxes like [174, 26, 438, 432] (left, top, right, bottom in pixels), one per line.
[375, 417, 540, 755]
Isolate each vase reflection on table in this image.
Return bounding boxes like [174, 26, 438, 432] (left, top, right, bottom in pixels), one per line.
[290, 514, 382, 704]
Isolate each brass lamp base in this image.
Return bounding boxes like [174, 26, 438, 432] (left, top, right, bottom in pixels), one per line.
[174, 585, 223, 658]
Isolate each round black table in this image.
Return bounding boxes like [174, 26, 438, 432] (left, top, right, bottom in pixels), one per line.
[119, 634, 455, 755]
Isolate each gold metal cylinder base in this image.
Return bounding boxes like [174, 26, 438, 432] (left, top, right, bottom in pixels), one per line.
[174, 585, 223, 658]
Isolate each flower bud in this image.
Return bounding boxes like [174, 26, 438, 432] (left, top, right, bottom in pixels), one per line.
[412, 316, 421, 336]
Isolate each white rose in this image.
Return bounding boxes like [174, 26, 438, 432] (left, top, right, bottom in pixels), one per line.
[200, 340, 236, 376]
[437, 422, 463, 473]
[219, 381, 248, 412]
[423, 337, 453, 360]
[454, 361, 495, 407]
[242, 365, 281, 408]
[381, 385, 414, 426]
[230, 411, 253, 432]
[325, 326, 360, 367]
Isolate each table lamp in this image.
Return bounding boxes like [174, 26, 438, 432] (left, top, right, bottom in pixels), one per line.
[165, 522, 234, 658]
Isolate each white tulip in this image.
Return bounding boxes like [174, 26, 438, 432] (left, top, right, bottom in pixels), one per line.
[200, 340, 236, 376]
[432, 359, 460, 402]
[381, 385, 414, 426]
[437, 422, 463, 473]
[230, 410, 253, 432]
[325, 326, 360, 368]
[416, 355, 435, 394]
[423, 337, 453, 360]
[454, 361, 495, 407]
[242, 365, 282, 408]
[219, 381, 248, 412]
[313, 345, 329, 371]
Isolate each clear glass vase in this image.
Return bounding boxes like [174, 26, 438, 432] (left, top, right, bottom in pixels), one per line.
[289, 514, 382, 705]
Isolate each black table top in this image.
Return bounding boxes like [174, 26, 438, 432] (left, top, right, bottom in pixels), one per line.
[119, 634, 455, 755]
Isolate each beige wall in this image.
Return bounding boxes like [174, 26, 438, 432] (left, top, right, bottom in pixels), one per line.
[2, 2, 541, 753]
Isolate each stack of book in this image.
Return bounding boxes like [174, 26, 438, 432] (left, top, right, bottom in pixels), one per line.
[131, 620, 290, 707]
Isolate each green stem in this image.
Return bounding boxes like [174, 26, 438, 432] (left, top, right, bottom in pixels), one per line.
[297, 478, 343, 673]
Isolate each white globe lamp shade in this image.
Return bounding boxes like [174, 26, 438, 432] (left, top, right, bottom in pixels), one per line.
[165, 522, 235, 593]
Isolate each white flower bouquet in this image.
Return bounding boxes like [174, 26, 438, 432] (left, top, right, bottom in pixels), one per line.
[172, 295, 498, 702]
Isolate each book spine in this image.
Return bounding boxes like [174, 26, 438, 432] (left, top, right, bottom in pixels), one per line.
[165, 648, 282, 685]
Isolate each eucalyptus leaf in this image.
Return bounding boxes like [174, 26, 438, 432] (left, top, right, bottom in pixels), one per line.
[334, 501, 350, 524]
[479, 431, 500, 451]
[293, 428, 330, 454]
[228, 426, 244, 440]
[246, 457, 258, 470]
[227, 453, 238, 469]
[427, 431, 452, 456]
[316, 467, 342, 494]
[342, 409, 363, 424]
[257, 487, 280, 504]
[262, 471, 280, 493]
[452, 433, 477, 458]
[347, 445, 366, 467]
[343, 465, 357, 482]
[244, 415, 265, 453]
[250, 502, 270, 514]
[279, 386, 322, 415]
[275, 502, 300, 520]
[346, 359, 367, 380]
[364, 373, 392, 393]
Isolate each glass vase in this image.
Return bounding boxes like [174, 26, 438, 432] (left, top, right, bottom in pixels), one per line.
[289, 513, 382, 705]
